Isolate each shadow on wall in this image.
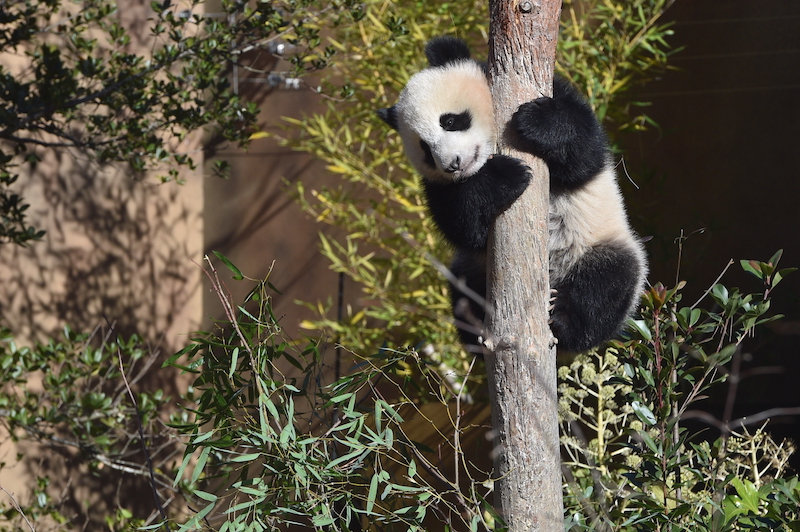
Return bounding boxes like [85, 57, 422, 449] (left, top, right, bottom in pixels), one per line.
[0, 143, 206, 529]
[0, 147, 203, 353]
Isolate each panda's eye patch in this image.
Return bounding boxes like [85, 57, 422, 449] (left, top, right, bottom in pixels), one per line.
[440, 112, 472, 132]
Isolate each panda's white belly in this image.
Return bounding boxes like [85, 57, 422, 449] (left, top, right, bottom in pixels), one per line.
[548, 164, 633, 285]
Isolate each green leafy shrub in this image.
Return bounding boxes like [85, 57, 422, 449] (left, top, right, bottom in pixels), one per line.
[164, 252, 800, 532]
[4, 253, 796, 531]
[0, 0, 364, 244]
[166, 256, 504, 531]
[562, 251, 800, 531]
[0, 326, 177, 530]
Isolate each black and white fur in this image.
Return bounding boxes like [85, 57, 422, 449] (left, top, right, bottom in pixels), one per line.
[377, 36, 647, 353]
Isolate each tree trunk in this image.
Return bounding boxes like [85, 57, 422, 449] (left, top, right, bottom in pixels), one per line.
[484, 1, 563, 530]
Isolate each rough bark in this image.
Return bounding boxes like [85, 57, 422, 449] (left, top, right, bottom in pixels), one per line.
[484, 0, 563, 530]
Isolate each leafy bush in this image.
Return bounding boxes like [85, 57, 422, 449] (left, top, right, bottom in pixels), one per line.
[562, 251, 800, 531]
[160, 253, 800, 532]
[0, 0, 364, 244]
[0, 326, 178, 530]
[165, 256, 504, 531]
[2, 252, 797, 531]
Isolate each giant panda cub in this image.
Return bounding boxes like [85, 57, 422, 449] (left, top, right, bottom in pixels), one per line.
[377, 36, 647, 353]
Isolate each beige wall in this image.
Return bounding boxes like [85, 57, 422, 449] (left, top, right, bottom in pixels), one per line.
[0, 154, 204, 350]
[0, 0, 206, 521]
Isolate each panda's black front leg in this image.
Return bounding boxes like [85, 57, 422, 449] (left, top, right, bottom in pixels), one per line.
[510, 76, 609, 190]
[423, 154, 530, 251]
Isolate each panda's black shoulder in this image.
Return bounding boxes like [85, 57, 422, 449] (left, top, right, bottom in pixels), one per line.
[425, 36, 472, 67]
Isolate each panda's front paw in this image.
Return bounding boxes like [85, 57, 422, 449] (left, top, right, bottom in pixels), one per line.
[486, 154, 532, 190]
[510, 97, 566, 157]
[514, 97, 558, 128]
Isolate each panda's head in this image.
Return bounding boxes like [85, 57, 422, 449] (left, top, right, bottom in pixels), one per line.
[377, 37, 495, 184]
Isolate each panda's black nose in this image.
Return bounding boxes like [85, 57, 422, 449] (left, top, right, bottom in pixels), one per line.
[445, 156, 461, 173]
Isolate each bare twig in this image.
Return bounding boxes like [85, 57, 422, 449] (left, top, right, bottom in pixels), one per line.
[731, 407, 800, 430]
[683, 406, 800, 432]
[690, 259, 734, 310]
[720, 346, 743, 441]
[453, 357, 476, 492]
[117, 350, 169, 526]
[0, 487, 35, 532]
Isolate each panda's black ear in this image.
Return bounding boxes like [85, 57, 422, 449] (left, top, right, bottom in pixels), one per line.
[425, 36, 471, 67]
[377, 106, 399, 130]
[552, 74, 579, 100]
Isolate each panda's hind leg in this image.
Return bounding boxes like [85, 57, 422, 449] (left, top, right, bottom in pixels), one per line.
[550, 242, 642, 353]
[449, 250, 488, 353]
